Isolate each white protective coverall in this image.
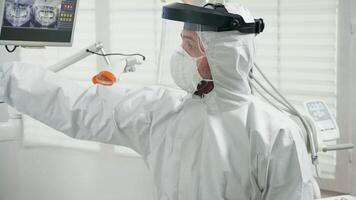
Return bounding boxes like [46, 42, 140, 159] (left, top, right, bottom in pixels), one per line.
[0, 5, 314, 200]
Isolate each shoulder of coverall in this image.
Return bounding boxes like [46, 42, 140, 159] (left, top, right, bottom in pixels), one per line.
[113, 86, 185, 115]
[111, 86, 185, 133]
[243, 96, 304, 154]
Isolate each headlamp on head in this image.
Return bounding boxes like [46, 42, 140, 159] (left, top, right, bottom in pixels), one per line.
[162, 2, 265, 34]
[158, 2, 263, 92]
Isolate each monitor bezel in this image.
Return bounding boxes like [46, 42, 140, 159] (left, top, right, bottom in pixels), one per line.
[0, 0, 79, 47]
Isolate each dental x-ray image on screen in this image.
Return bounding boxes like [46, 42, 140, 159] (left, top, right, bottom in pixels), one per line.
[3, 0, 61, 28]
[0, 0, 78, 46]
[3, 0, 33, 27]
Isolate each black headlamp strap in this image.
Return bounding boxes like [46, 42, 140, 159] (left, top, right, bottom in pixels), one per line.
[203, 3, 228, 12]
[237, 19, 265, 34]
[204, 3, 265, 34]
[162, 3, 265, 34]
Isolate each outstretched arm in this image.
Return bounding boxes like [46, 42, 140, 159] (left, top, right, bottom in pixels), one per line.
[0, 62, 176, 156]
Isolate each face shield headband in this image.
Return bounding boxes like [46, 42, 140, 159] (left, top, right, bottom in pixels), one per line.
[162, 3, 265, 34]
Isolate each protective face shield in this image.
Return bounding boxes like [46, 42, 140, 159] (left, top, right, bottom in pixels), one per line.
[158, 3, 264, 95]
[33, 0, 60, 27]
[4, 0, 34, 27]
[170, 48, 211, 94]
[159, 19, 213, 95]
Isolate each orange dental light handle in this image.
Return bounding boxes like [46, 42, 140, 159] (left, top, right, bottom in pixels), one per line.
[92, 71, 117, 86]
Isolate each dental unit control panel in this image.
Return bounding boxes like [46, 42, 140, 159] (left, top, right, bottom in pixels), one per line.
[304, 100, 354, 153]
[305, 100, 339, 141]
[0, 0, 79, 47]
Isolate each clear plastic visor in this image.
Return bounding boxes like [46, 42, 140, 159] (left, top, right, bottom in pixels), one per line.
[157, 19, 210, 92]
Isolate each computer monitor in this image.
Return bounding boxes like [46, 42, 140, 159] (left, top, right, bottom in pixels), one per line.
[0, 0, 79, 47]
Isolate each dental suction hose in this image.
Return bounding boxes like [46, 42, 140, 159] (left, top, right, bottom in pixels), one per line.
[249, 63, 319, 165]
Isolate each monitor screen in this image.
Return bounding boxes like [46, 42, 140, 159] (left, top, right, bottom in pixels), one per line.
[0, 0, 78, 46]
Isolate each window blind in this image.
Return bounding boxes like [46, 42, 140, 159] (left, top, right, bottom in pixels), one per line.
[108, 0, 162, 87]
[236, 0, 339, 180]
[237, 0, 338, 112]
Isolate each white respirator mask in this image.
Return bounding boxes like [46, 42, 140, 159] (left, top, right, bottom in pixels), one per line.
[170, 49, 212, 94]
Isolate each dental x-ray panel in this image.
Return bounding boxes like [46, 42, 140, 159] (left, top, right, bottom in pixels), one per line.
[0, 0, 79, 46]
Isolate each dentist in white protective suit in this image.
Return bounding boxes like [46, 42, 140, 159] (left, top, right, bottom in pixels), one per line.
[0, 2, 314, 200]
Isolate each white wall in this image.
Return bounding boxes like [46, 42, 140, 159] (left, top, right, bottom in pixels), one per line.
[336, 0, 356, 195]
[350, 1, 356, 195]
[0, 139, 156, 200]
[0, 47, 19, 62]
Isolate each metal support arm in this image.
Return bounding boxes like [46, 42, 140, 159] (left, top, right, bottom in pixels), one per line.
[48, 42, 111, 73]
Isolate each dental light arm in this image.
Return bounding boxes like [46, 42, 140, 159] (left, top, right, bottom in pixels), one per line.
[48, 42, 146, 76]
[47, 41, 145, 85]
[85, 49, 145, 74]
[48, 42, 111, 73]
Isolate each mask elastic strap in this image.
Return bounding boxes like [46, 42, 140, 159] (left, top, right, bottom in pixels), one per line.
[195, 55, 206, 60]
[201, 79, 213, 82]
